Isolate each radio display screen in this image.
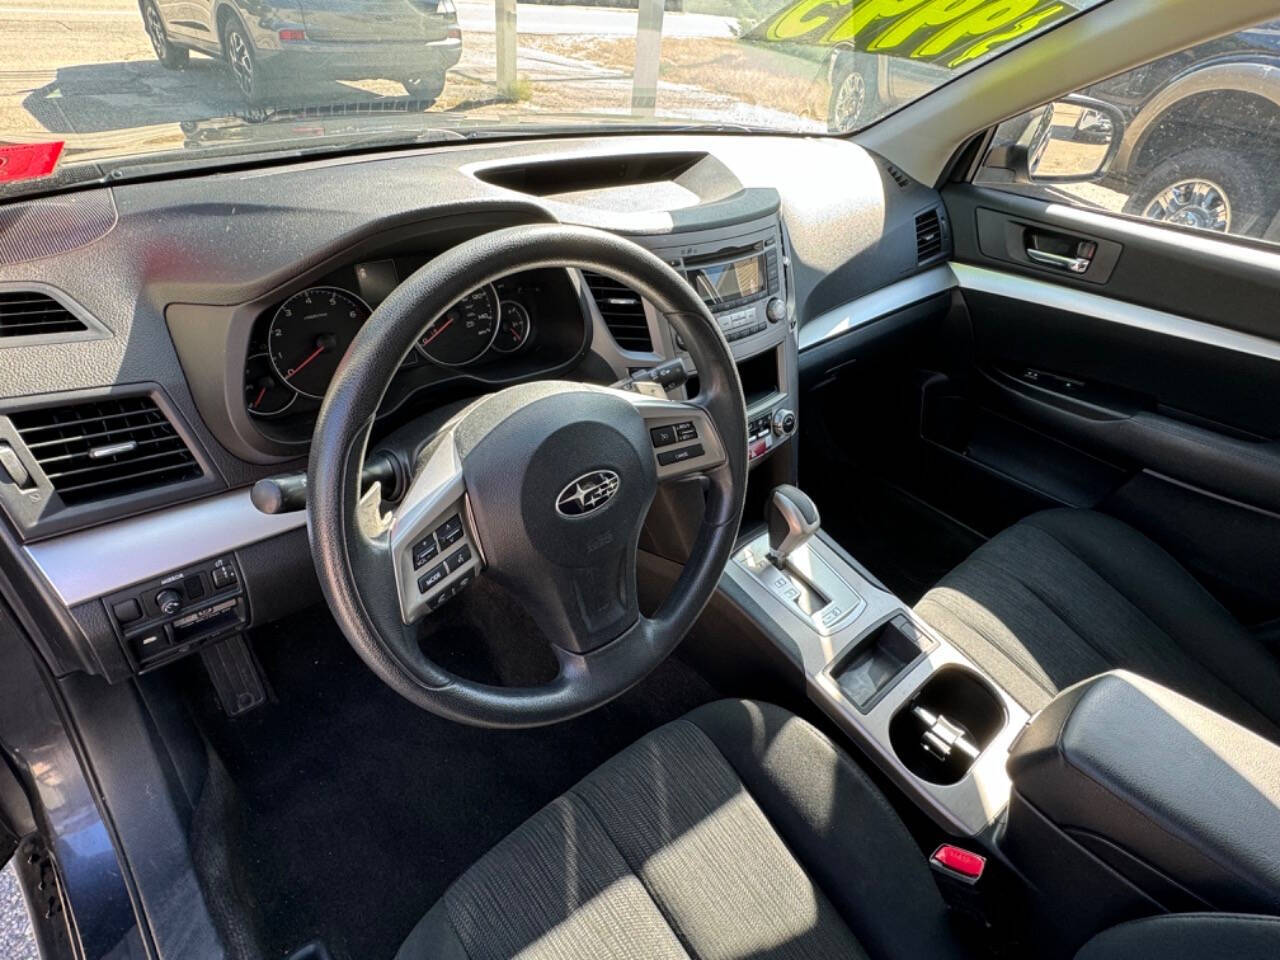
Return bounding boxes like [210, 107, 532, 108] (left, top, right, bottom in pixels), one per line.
[689, 253, 766, 305]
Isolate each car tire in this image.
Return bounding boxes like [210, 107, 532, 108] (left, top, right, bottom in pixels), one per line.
[222, 16, 270, 104]
[401, 74, 446, 105]
[143, 0, 189, 69]
[1123, 147, 1272, 238]
[826, 49, 875, 133]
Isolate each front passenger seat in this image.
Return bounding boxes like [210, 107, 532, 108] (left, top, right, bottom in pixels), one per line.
[399, 699, 968, 960]
[915, 509, 1280, 740]
[397, 700, 1280, 960]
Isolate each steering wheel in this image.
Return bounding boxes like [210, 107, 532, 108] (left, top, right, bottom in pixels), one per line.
[307, 224, 748, 728]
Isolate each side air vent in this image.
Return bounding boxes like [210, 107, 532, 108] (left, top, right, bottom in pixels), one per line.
[915, 208, 944, 263]
[0, 290, 88, 338]
[10, 396, 202, 506]
[582, 271, 653, 352]
[885, 163, 911, 189]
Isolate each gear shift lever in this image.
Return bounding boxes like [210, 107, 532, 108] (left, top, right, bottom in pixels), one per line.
[766, 485, 820, 566]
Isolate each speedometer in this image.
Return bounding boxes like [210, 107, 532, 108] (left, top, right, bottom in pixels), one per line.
[416, 284, 500, 366]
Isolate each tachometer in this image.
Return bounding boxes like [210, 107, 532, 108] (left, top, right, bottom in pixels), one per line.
[416, 285, 499, 366]
[267, 286, 370, 399]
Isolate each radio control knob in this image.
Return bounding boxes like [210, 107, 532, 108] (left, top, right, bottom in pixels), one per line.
[772, 408, 796, 437]
[155, 589, 183, 616]
[766, 297, 786, 323]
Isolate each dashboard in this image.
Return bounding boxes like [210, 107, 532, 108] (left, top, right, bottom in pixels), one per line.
[0, 131, 949, 688]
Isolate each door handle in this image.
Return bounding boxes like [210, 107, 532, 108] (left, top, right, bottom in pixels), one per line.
[1025, 248, 1092, 274]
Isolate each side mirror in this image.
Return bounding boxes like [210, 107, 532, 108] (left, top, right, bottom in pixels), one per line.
[987, 95, 1125, 184]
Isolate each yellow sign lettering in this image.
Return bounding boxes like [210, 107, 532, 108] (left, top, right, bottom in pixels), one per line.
[946, 3, 1067, 65]
[913, 0, 1038, 57]
[868, 0, 987, 52]
[763, 0, 846, 42]
[821, 0, 925, 47]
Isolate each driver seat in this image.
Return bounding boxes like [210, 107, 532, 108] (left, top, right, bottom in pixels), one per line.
[396, 699, 969, 960]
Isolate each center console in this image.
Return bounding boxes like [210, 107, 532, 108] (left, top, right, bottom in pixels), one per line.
[725, 487, 1029, 838]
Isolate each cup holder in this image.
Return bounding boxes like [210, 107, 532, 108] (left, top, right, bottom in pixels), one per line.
[888, 666, 1006, 785]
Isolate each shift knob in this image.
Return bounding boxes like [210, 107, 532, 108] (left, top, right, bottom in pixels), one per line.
[766, 485, 820, 564]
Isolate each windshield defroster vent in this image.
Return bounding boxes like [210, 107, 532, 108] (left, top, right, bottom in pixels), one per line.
[915, 208, 945, 263]
[885, 163, 911, 189]
[10, 396, 202, 506]
[582, 271, 653, 352]
[0, 290, 88, 338]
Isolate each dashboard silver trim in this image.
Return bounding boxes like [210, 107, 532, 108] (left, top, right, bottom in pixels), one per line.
[798, 266, 956, 351]
[26, 489, 306, 607]
[952, 262, 1280, 364]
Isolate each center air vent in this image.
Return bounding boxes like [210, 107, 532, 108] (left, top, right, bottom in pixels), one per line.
[915, 208, 944, 263]
[582, 271, 653, 352]
[10, 396, 202, 506]
[0, 290, 88, 338]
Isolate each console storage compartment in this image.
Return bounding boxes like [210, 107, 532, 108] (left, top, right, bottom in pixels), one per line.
[1003, 671, 1280, 954]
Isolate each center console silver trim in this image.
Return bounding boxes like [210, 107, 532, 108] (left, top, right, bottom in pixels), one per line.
[26, 489, 306, 606]
[725, 528, 1027, 837]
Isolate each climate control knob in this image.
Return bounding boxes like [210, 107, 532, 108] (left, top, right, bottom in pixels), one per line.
[766, 297, 786, 323]
[772, 408, 796, 437]
[155, 589, 183, 616]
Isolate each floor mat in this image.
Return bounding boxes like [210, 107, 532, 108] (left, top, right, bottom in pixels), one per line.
[190, 603, 719, 960]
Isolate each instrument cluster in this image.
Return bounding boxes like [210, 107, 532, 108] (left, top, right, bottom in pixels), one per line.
[246, 278, 541, 420]
[243, 263, 573, 439]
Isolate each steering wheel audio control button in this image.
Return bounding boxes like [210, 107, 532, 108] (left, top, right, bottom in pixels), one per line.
[443, 544, 472, 572]
[412, 536, 439, 570]
[436, 514, 464, 547]
[657, 443, 704, 466]
[649, 425, 677, 448]
[418, 563, 446, 593]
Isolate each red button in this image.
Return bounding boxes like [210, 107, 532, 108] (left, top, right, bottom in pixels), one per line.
[931, 844, 986, 879]
[749, 439, 767, 459]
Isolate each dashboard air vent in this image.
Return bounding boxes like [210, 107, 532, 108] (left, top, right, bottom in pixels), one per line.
[10, 396, 201, 506]
[0, 291, 87, 338]
[885, 163, 910, 189]
[582, 271, 653, 352]
[915, 208, 944, 263]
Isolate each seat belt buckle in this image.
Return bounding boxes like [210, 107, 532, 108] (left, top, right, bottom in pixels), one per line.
[930, 844, 986, 884]
[929, 844, 991, 929]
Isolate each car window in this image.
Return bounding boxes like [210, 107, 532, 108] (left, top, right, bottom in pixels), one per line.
[974, 18, 1280, 245]
[0, 0, 1108, 200]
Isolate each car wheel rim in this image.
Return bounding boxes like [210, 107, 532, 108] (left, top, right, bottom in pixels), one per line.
[228, 30, 253, 95]
[145, 3, 167, 59]
[1142, 178, 1232, 233]
[832, 71, 866, 129]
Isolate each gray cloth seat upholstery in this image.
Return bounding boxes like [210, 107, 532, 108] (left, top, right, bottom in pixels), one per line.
[397, 699, 968, 960]
[914, 509, 1280, 740]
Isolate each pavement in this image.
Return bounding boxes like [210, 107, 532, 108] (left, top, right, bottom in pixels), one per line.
[0, 860, 37, 960]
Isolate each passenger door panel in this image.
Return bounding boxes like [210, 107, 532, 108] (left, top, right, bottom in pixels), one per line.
[934, 184, 1280, 623]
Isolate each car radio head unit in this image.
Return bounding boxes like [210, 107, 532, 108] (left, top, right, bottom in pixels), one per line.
[685, 243, 770, 309]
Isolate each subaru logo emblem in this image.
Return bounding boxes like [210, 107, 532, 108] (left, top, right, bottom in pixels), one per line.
[556, 470, 620, 517]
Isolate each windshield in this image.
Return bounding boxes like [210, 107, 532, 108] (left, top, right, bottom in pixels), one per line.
[0, 0, 1104, 197]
